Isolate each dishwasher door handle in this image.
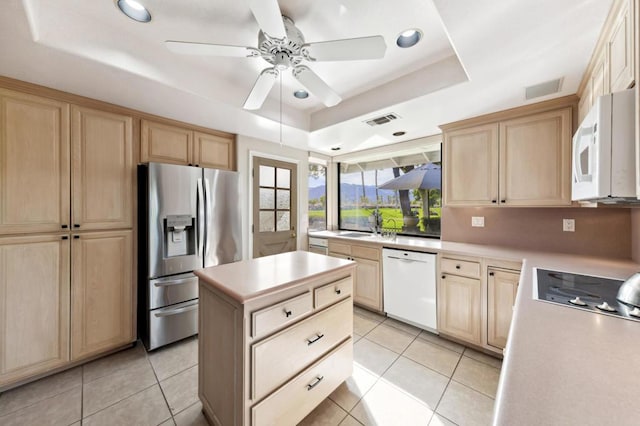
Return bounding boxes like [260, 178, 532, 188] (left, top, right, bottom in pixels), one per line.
[386, 256, 425, 262]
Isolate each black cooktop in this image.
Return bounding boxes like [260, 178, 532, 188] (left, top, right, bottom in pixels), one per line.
[535, 268, 640, 321]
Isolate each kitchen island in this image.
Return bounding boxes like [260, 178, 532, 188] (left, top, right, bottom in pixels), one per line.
[194, 250, 356, 426]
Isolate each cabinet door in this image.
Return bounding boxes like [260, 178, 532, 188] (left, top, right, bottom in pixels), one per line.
[141, 119, 193, 165]
[487, 268, 520, 350]
[608, 0, 635, 92]
[71, 230, 133, 360]
[0, 235, 70, 387]
[578, 82, 592, 124]
[0, 89, 70, 234]
[438, 273, 481, 344]
[193, 131, 235, 170]
[443, 124, 499, 206]
[353, 257, 382, 311]
[499, 108, 572, 206]
[71, 106, 133, 230]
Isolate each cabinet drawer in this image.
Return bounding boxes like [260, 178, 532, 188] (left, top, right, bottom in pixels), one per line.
[351, 245, 379, 261]
[441, 258, 480, 278]
[252, 338, 353, 426]
[252, 297, 352, 400]
[314, 276, 352, 309]
[252, 292, 312, 338]
[328, 240, 351, 256]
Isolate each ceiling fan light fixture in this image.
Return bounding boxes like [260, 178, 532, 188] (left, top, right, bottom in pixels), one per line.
[293, 90, 309, 99]
[117, 0, 151, 22]
[396, 29, 422, 48]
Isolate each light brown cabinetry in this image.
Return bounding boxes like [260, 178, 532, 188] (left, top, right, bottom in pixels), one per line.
[442, 103, 574, 207]
[328, 239, 382, 311]
[0, 89, 70, 235]
[487, 268, 520, 350]
[71, 230, 134, 360]
[0, 235, 70, 385]
[141, 119, 235, 170]
[438, 256, 482, 345]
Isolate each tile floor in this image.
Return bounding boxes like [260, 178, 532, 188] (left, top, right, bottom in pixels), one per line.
[0, 307, 501, 426]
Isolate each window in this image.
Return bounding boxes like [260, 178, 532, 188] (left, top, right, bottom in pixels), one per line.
[338, 146, 441, 238]
[308, 162, 327, 231]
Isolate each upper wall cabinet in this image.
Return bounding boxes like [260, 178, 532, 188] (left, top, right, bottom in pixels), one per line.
[141, 119, 235, 170]
[442, 103, 574, 207]
[0, 89, 70, 235]
[72, 106, 134, 230]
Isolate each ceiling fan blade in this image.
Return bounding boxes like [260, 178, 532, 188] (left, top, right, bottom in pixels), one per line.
[304, 36, 386, 61]
[292, 66, 341, 107]
[247, 0, 286, 39]
[243, 68, 278, 110]
[166, 41, 259, 58]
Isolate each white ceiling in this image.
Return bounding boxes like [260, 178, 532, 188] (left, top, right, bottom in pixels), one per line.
[0, 0, 612, 155]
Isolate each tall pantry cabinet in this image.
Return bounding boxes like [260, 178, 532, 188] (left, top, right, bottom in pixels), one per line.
[0, 89, 135, 388]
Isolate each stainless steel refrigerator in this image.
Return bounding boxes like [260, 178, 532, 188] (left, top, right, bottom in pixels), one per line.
[138, 162, 242, 350]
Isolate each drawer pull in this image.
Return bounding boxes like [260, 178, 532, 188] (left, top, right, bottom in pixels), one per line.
[335, 289, 341, 295]
[307, 333, 324, 345]
[455, 265, 461, 269]
[306, 375, 324, 391]
[284, 309, 292, 318]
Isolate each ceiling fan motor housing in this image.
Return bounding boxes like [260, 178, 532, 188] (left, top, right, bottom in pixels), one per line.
[259, 16, 305, 69]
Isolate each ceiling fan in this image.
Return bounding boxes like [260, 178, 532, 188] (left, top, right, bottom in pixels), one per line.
[165, 0, 387, 110]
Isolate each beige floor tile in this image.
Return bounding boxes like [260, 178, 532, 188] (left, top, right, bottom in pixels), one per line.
[429, 413, 457, 426]
[452, 357, 500, 398]
[159, 420, 176, 426]
[353, 338, 399, 377]
[365, 323, 416, 354]
[160, 365, 199, 415]
[404, 339, 462, 378]
[382, 356, 449, 409]
[418, 331, 465, 354]
[382, 317, 421, 337]
[82, 359, 157, 417]
[436, 381, 494, 426]
[351, 379, 432, 426]
[462, 348, 502, 369]
[354, 307, 385, 323]
[83, 384, 171, 426]
[148, 336, 199, 381]
[0, 386, 81, 426]
[353, 315, 381, 336]
[329, 364, 378, 412]
[0, 367, 81, 416]
[83, 343, 148, 384]
[298, 398, 347, 426]
[339, 415, 364, 426]
[174, 401, 209, 426]
[353, 333, 363, 343]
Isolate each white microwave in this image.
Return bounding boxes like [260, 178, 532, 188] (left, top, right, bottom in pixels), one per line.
[572, 88, 637, 203]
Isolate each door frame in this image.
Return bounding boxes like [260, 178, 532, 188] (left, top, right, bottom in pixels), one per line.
[248, 151, 300, 258]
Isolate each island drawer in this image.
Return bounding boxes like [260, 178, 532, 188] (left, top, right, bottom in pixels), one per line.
[251, 297, 352, 401]
[314, 276, 352, 309]
[251, 292, 313, 338]
[252, 338, 353, 426]
[441, 257, 480, 278]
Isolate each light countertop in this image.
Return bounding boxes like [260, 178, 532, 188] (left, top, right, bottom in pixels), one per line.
[310, 230, 640, 424]
[194, 251, 355, 303]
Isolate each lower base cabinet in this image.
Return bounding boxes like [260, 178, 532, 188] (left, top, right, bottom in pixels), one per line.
[438, 273, 482, 345]
[487, 268, 520, 350]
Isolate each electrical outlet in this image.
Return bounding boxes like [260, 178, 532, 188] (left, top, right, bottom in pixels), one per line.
[471, 216, 485, 227]
[563, 219, 575, 232]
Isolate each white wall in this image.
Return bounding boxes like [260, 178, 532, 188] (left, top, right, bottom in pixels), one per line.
[236, 134, 309, 259]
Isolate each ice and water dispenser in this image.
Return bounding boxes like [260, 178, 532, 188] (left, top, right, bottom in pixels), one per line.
[164, 214, 196, 258]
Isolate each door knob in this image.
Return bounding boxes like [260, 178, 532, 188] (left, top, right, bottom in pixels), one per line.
[291, 232, 297, 238]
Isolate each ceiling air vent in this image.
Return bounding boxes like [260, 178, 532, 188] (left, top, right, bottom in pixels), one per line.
[365, 113, 400, 126]
[525, 78, 563, 100]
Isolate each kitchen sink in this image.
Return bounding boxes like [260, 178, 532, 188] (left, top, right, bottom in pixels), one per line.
[339, 232, 373, 238]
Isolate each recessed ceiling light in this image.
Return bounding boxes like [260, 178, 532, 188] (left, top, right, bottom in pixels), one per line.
[331, 147, 341, 151]
[117, 0, 151, 23]
[393, 131, 406, 137]
[293, 90, 309, 99]
[396, 29, 422, 48]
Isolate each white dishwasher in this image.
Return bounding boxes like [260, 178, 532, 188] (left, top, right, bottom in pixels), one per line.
[382, 248, 437, 332]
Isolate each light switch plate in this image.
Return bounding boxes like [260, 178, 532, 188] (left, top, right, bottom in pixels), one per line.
[471, 216, 485, 227]
[563, 219, 575, 232]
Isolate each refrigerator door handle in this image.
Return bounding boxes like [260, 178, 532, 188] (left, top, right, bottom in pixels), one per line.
[204, 177, 211, 261]
[197, 177, 205, 258]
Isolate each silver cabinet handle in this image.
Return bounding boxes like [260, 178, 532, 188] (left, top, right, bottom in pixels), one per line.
[153, 277, 196, 287]
[307, 375, 324, 391]
[307, 333, 324, 345]
[154, 304, 198, 318]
